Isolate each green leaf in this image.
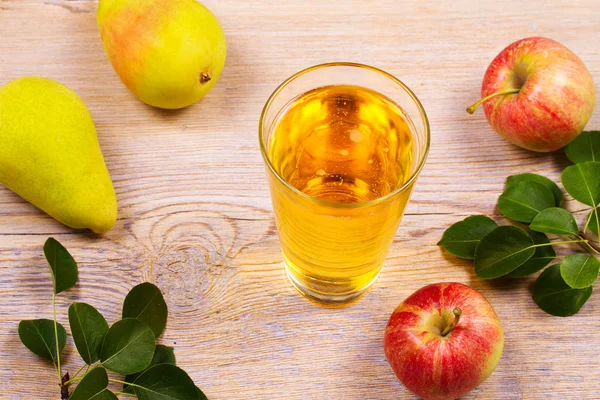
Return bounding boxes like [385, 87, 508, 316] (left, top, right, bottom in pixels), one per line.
[69, 367, 117, 400]
[123, 282, 168, 338]
[100, 318, 155, 375]
[474, 226, 535, 279]
[506, 230, 556, 278]
[130, 364, 199, 400]
[437, 215, 498, 259]
[72, 390, 117, 400]
[533, 264, 592, 316]
[506, 173, 563, 206]
[561, 162, 600, 207]
[196, 387, 208, 400]
[44, 237, 78, 294]
[530, 207, 579, 236]
[565, 131, 600, 164]
[560, 254, 600, 289]
[588, 207, 599, 234]
[18, 319, 66, 361]
[79, 391, 118, 400]
[124, 345, 176, 394]
[69, 302, 109, 365]
[497, 181, 555, 223]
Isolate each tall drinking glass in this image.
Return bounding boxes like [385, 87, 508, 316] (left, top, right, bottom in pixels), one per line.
[260, 63, 430, 304]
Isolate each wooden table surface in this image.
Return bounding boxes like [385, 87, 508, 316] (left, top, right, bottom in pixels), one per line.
[1, 1, 600, 399]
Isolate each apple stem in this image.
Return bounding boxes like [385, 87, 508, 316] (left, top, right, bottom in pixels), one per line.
[441, 307, 462, 336]
[466, 88, 521, 114]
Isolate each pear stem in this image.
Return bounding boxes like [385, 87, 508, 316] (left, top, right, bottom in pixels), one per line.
[441, 307, 462, 336]
[466, 88, 521, 114]
[200, 72, 212, 84]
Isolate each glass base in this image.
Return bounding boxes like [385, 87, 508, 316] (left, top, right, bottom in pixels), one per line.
[284, 261, 379, 305]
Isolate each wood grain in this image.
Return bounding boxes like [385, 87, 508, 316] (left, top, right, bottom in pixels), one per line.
[1, 0, 600, 398]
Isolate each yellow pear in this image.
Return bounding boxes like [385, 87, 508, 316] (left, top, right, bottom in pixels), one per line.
[97, 0, 227, 109]
[0, 77, 117, 233]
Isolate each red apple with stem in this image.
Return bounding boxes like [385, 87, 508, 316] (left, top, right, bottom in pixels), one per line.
[384, 282, 503, 400]
[467, 37, 596, 152]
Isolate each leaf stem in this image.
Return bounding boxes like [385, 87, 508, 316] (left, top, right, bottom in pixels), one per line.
[63, 361, 95, 386]
[63, 373, 85, 386]
[109, 378, 131, 385]
[532, 239, 587, 249]
[70, 364, 87, 381]
[109, 378, 143, 390]
[50, 360, 59, 384]
[113, 392, 137, 398]
[579, 232, 600, 255]
[52, 291, 62, 386]
[466, 88, 521, 114]
[594, 207, 600, 247]
[583, 211, 593, 234]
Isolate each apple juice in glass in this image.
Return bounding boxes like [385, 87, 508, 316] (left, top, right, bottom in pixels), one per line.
[260, 63, 430, 304]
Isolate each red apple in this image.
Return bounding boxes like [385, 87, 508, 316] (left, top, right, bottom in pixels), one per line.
[467, 37, 596, 152]
[384, 282, 503, 400]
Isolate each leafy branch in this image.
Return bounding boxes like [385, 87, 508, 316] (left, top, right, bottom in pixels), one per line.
[18, 238, 207, 399]
[439, 131, 600, 317]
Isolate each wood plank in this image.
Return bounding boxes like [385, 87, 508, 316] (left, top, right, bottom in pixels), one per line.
[1, 0, 599, 398]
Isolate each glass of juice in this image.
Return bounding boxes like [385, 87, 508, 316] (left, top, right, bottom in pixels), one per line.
[259, 63, 430, 304]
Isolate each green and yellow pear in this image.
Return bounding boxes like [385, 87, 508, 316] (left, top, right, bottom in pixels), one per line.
[97, 0, 227, 109]
[0, 77, 117, 233]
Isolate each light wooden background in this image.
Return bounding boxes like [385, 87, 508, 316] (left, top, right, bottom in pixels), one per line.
[1, 0, 600, 399]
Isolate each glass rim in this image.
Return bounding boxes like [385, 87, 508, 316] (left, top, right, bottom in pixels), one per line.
[259, 61, 431, 209]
